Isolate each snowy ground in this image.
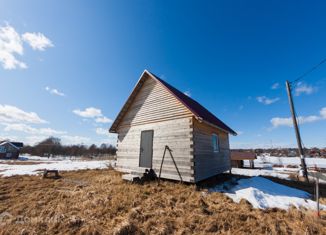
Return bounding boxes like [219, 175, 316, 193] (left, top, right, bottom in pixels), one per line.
[210, 176, 326, 211]
[245, 155, 326, 169]
[232, 156, 326, 183]
[222, 156, 326, 210]
[0, 155, 113, 177]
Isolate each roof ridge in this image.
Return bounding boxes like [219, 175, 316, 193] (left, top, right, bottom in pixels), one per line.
[109, 70, 236, 135]
[146, 71, 237, 135]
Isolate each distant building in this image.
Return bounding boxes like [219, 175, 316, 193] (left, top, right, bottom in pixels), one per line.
[231, 151, 256, 168]
[0, 141, 24, 159]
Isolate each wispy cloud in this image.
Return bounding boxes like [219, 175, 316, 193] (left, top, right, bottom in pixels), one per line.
[73, 107, 102, 118]
[22, 32, 53, 51]
[95, 127, 108, 135]
[95, 117, 112, 123]
[73, 107, 112, 124]
[0, 104, 47, 124]
[270, 107, 326, 128]
[0, 24, 53, 70]
[3, 123, 66, 135]
[45, 86, 65, 97]
[0, 24, 26, 69]
[256, 96, 280, 105]
[271, 83, 279, 90]
[294, 82, 317, 96]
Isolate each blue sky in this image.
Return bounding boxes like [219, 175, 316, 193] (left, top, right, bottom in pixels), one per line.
[0, 1, 326, 148]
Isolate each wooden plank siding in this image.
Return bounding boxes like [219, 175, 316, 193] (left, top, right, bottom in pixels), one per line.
[113, 73, 233, 183]
[116, 118, 194, 182]
[115, 77, 195, 182]
[119, 78, 193, 128]
[193, 118, 231, 182]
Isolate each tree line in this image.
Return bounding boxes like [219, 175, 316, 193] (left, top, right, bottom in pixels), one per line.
[21, 137, 116, 157]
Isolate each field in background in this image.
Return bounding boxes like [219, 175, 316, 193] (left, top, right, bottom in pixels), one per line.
[0, 169, 325, 235]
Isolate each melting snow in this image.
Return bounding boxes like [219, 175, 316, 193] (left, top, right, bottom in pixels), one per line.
[231, 168, 290, 179]
[0, 155, 112, 177]
[244, 156, 326, 169]
[210, 176, 326, 210]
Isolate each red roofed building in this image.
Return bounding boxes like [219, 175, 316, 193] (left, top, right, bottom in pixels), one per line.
[109, 70, 236, 183]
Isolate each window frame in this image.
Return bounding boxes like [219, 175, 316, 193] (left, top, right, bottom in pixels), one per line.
[211, 133, 220, 153]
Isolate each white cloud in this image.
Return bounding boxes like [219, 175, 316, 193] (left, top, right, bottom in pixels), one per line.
[3, 123, 66, 135]
[24, 135, 48, 145]
[320, 107, 326, 119]
[270, 107, 326, 128]
[95, 128, 117, 145]
[73, 107, 112, 125]
[45, 86, 65, 97]
[0, 24, 26, 69]
[95, 116, 112, 123]
[271, 83, 279, 90]
[22, 32, 53, 51]
[0, 24, 53, 70]
[0, 134, 18, 142]
[237, 131, 244, 135]
[270, 117, 293, 127]
[294, 82, 316, 96]
[257, 96, 280, 105]
[95, 127, 108, 135]
[0, 104, 47, 124]
[183, 91, 191, 97]
[73, 107, 102, 118]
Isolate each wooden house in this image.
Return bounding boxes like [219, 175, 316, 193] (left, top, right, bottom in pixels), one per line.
[230, 151, 256, 168]
[0, 141, 24, 159]
[109, 70, 237, 182]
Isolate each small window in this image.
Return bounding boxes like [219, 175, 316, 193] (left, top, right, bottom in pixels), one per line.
[212, 134, 220, 153]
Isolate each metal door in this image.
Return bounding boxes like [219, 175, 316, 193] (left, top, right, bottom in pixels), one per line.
[139, 130, 153, 168]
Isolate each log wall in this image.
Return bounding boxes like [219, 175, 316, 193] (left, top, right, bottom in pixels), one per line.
[193, 119, 231, 182]
[116, 77, 194, 182]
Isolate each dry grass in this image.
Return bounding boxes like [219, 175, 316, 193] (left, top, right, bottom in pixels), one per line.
[0, 169, 325, 235]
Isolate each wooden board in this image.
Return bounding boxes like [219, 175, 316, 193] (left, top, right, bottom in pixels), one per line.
[116, 117, 194, 182]
[193, 118, 231, 182]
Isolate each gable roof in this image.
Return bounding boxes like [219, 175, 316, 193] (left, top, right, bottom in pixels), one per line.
[0, 141, 23, 149]
[109, 70, 237, 135]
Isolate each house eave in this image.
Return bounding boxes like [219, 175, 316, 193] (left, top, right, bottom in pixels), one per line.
[199, 119, 237, 136]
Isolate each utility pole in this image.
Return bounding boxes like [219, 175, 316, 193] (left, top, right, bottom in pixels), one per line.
[285, 80, 309, 182]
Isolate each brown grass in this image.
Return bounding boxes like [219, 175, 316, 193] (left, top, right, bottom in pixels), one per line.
[0, 169, 325, 235]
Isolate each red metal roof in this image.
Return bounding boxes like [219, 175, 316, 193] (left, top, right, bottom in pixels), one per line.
[109, 70, 237, 135]
[148, 71, 237, 135]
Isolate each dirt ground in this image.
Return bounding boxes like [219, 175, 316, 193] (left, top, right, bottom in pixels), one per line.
[0, 169, 325, 235]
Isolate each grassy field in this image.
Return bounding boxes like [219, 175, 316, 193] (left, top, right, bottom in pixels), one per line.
[0, 169, 325, 235]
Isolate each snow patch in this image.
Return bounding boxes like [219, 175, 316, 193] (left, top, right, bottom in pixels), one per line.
[0, 155, 112, 177]
[210, 176, 326, 210]
[231, 168, 290, 179]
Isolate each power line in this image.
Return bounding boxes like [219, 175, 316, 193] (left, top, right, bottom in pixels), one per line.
[291, 57, 326, 85]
